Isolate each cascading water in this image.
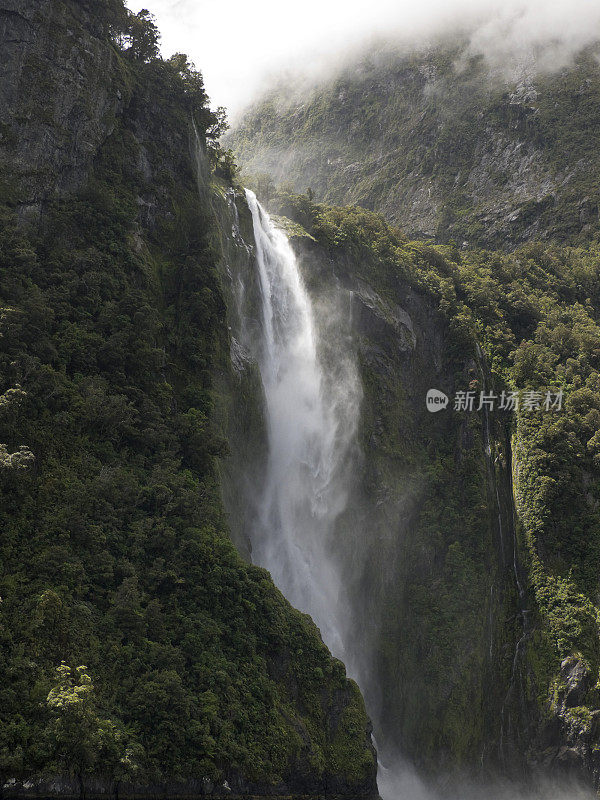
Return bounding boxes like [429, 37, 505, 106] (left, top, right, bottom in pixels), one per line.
[243, 190, 425, 800]
[244, 189, 359, 662]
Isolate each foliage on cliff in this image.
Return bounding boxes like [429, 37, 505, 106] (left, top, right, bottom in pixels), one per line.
[0, 3, 375, 793]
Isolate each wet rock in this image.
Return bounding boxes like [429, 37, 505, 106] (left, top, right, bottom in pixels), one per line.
[351, 283, 416, 356]
[561, 656, 591, 708]
[529, 657, 600, 789]
[0, 0, 126, 218]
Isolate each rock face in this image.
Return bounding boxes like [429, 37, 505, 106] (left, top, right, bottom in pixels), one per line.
[0, 0, 125, 217]
[291, 235, 522, 777]
[529, 657, 600, 789]
[228, 42, 600, 248]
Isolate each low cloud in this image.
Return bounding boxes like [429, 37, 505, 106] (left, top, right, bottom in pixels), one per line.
[125, 0, 600, 116]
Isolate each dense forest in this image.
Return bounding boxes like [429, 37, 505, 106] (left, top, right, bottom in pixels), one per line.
[0, 2, 375, 796]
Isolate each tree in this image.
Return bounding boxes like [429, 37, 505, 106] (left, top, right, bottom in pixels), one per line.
[0, 385, 33, 470]
[167, 53, 207, 100]
[166, 54, 219, 133]
[123, 10, 160, 62]
[46, 664, 133, 798]
[80, 0, 128, 41]
[213, 148, 239, 184]
[206, 107, 229, 141]
[247, 173, 275, 203]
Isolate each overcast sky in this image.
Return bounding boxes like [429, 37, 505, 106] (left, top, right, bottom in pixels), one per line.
[125, 0, 600, 118]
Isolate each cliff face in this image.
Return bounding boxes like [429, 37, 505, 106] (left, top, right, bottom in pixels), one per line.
[0, 2, 377, 797]
[228, 42, 600, 249]
[0, 0, 127, 217]
[252, 194, 600, 792]
[285, 223, 524, 777]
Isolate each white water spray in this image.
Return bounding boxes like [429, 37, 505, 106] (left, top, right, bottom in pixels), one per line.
[244, 191, 433, 799]
[245, 188, 360, 660]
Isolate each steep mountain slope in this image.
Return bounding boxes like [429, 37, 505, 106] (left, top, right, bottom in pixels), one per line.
[0, 2, 376, 797]
[228, 42, 600, 248]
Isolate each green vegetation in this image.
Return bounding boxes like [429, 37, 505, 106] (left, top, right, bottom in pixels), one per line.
[0, 5, 374, 794]
[0, 384, 33, 469]
[272, 191, 600, 768]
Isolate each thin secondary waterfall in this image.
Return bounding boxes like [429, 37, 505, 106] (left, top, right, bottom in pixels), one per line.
[244, 188, 358, 665]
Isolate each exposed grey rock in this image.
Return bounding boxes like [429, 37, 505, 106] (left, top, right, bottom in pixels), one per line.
[0, 0, 125, 218]
[529, 657, 600, 789]
[351, 281, 417, 355]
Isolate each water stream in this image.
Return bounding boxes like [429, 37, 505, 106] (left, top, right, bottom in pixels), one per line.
[243, 190, 410, 797]
[244, 188, 358, 663]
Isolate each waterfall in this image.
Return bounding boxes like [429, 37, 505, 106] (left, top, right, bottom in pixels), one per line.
[243, 191, 438, 800]
[244, 188, 359, 662]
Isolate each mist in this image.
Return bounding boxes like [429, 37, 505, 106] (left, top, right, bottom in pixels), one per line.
[377, 759, 597, 800]
[125, 0, 600, 116]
